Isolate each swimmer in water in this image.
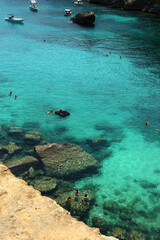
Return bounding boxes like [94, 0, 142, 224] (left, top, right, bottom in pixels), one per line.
[145, 122, 149, 126]
[14, 95, 17, 100]
[46, 110, 53, 114]
[9, 91, 12, 96]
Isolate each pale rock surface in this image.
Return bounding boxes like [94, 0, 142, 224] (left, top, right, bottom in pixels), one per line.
[0, 164, 118, 240]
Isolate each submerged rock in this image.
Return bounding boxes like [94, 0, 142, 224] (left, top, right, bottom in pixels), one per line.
[8, 126, 23, 137]
[34, 143, 100, 179]
[110, 227, 127, 240]
[139, 180, 157, 189]
[0, 142, 22, 155]
[128, 230, 146, 240]
[70, 11, 95, 25]
[30, 176, 57, 193]
[24, 131, 42, 144]
[5, 156, 40, 173]
[86, 136, 109, 151]
[103, 200, 120, 213]
[92, 217, 112, 234]
[53, 180, 75, 197]
[28, 166, 36, 179]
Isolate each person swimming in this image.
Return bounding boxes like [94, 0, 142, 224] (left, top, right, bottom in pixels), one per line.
[75, 189, 80, 196]
[145, 121, 149, 126]
[75, 189, 80, 201]
[9, 91, 12, 96]
[66, 196, 71, 202]
[82, 194, 89, 203]
[46, 110, 53, 114]
[66, 196, 71, 210]
[14, 95, 17, 100]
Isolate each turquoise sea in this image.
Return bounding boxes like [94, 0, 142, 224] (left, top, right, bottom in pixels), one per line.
[1, 0, 160, 238]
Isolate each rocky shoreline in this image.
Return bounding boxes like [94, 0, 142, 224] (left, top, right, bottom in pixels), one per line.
[1, 123, 159, 239]
[85, 0, 160, 16]
[0, 164, 118, 240]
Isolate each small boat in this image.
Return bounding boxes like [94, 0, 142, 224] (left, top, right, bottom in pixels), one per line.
[30, 0, 38, 11]
[74, 0, 83, 5]
[64, 9, 72, 16]
[5, 14, 24, 23]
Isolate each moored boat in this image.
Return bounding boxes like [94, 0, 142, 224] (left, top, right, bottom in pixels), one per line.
[74, 0, 83, 5]
[5, 14, 24, 23]
[30, 0, 38, 11]
[64, 9, 72, 16]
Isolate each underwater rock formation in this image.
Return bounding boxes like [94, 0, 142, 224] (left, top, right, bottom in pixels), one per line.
[5, 156, 40, 173]
[34, 143, 101, 179]
[70, 11, 95, 25]
[29, 176, 57, 193]
[0, 164, 118, 240]
[0, 142, 22, 156]
[8, 126, 23, 137]
[92, 217, 112, 235]
[103, 200, 120, 213]
[24, 131, 42, 144]
[86, 136, 109, 151]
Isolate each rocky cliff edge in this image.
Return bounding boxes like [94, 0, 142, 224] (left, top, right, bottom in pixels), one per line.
[86, 0, 160, 15]
[0, 164, 117, 240]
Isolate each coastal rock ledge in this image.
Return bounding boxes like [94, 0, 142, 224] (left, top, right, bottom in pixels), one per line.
[70, 11, 96, 25]
[0, 164, 118, 240]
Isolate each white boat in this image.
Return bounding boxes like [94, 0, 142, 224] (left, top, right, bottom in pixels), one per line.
[30, 0, 38, 11]
[5, 14, 24, 23]
[74, 0, 83, 5]
[64, 9, 72, 16]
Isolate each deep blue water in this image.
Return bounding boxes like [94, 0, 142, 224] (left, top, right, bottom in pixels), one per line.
[0, 0, 160, 238]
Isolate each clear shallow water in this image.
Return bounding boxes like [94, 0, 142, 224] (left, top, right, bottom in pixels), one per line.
[1, 0, 160, 237]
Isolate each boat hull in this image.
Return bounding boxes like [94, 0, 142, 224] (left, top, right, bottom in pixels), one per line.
[74, 2, 83, 5]
[30, 5, 38, 11]
[5, 18, 24, 23]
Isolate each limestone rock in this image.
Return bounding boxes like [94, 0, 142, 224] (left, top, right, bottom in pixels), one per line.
[86, 0, 160, 16]
[5, 156, 40, 173]
[0, 164, 118, 240]
[71, 11, 95, 25]
[34, 143, 100, 179]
